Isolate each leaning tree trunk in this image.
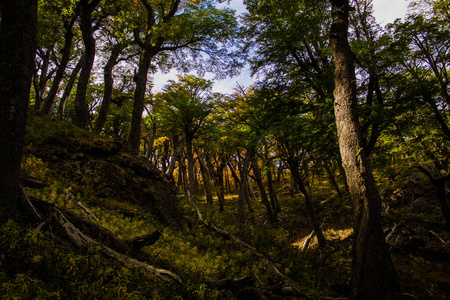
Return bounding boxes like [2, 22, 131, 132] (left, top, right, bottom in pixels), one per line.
[41, 17, 76, 114]
[0, 0, 37, 222]
[329, 1, 401, 299]
[57, 54, 84, 120]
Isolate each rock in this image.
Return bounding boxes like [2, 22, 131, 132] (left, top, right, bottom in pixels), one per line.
[33, 136, 188, 228]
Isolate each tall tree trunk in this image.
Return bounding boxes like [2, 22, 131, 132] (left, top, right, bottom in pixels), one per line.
[94, 43, 125, 134]
[329, 1, 401, 298]
[0, 0, 37, 222]
[251, 154, 276, 223]
[207, 159, 226, 212]
[196, 150, 213, 205]
[41, 17, 76, 114]
[185, 134, 197, 201]
[128, 0, 180, 153]
[57, 54, 85, 120]
[128, 49, 153, 152]
[287, 158, 327, 248]
[73, 0, 101, 128]
[237, 149, 251, 223]
[145, 118, 157, 161]
[290, 171, 298, 197]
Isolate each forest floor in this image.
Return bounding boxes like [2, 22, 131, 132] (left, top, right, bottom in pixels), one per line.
[1, 113, 449, 299]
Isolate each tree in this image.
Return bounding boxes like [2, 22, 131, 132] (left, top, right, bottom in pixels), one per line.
[0, 0, 38, 222]
[390, 0, 450, 228]
[155, 75, 215, 201]
[128, 0, 241, 153]
[39, 0, 79, 114]
[329, 0, 401, 298]
[73, 0, 102, 128]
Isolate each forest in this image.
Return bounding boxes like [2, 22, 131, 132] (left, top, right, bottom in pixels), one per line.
[0, 0, 449, 299]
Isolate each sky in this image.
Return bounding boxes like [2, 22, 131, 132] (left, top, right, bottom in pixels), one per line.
[152, 0, 411, 94]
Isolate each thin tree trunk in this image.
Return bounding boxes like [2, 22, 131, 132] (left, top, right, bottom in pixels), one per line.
[145, 119, 157, 161]
[166, 134, 180, 178]
[41, 17, 76, 114]
[287, 158, 327, 248]
[34, 48, 51, 110]
[325, 162, 343, 198]
[227, 162, 241, 190]
[0, 0, 37, 222]
[251, 154, 276, 223]
[237, 151, 251, 223]
[94, 43, 125, 134]
[329, 1, 401, 298]
[418, 166, 450, 229]
[207, 159, 226, 212]
[267, 170, 281, 214]
[57, 54, 85, 120]
[196, 149, 213, 205]
[185, 135, 197, 201]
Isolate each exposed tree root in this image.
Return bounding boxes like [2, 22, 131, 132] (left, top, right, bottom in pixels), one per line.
[22, 188, 182, 284]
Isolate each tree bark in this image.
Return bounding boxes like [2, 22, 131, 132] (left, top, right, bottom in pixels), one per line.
[238, 149, 252, 223]
[73, 0, 101, 128]
[57, 53, 85, 120]
[128, 48, 153, 151]
[267, 170, 281, 214]
[196, 149, 214, 205]
[207, 158, 226, 212]
[185, 134, 197, 201]
[251, 154, 276, 223]
[329, 1, 401, 299]
[94, 43, 125, 134]
[0, 0, 37, 222]
[41, 17, 77, 114]
[128, 0, 181, 153]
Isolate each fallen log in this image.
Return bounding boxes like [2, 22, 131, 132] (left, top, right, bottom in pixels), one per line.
[23, 191, 180, 283]
[125, 231, 161, 250]
[191, 201, 286, 281]
[55, 209, 181, 283]
[21, 174, 50, 189]
[206, 276, 255, 290]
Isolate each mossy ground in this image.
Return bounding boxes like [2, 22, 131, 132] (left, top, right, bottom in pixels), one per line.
[1, 113, 449, 299]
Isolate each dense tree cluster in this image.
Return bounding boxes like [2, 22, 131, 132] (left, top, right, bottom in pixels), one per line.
[1, 0, 449, 299]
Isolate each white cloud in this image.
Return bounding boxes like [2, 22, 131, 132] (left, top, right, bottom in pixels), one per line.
[372, 0, 410, 25]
